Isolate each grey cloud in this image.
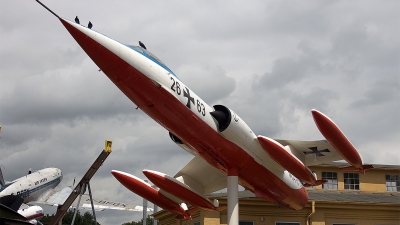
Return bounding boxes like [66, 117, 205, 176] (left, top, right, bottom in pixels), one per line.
[289, 88, 338, 112]
[351, 77, 400, 108]
[177, 63, 236, 104]
[0, 124, 52, 149]
[254, 54, 321, 90]
[0, 66, 139, 125]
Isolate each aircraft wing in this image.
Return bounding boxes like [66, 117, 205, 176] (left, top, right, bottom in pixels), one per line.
[80, 203, 152, 212]
[33, 186, 150, 212]
[174, 156, 227, 195]
[34, 187, 73, 206]
[172, 140, 341, 193]
[79, 196, 153, 212]
[274, 139, 343, 166]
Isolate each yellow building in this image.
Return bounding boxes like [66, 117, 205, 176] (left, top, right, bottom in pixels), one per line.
[153, 162, 400, 225]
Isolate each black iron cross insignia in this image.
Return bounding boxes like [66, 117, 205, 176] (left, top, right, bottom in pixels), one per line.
[183, 87, 195, 109]
[303, 147, 330, 157]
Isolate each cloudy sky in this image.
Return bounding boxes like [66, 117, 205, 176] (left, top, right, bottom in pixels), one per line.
[1, 0, 399, 224]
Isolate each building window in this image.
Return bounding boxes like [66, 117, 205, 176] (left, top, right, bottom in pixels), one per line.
[344, 173, 360, 190]
[322, 172, 338, 189]
[386, 174, 400, 192]
[239, 221, 254, 225]
[194, 222, 200, 225]
[275, 222, 300, 225]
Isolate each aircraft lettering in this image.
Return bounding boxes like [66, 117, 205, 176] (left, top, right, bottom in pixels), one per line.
[17, 189, 29, 198]
[196, 99, 206, 116]
[91, 199, 126, 207]
[170, 77, 181, 95]
[170, 77, 206, 115]
[288, 173, 302, 187]
[34, 178, 48, 185]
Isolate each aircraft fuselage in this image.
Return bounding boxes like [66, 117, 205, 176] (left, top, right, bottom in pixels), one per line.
[0, 168, 62, 203]
[59, 19, 307, 210]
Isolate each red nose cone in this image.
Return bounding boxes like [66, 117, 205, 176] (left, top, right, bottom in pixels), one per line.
[59, 18, 122, 73]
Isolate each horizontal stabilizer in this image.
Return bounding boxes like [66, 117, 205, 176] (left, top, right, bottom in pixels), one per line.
[339, 164, 374, 174]
[45, 187, 73, 206]
[215, 206, 227, 212]
[0, 195, 24, 211]
[303, 179, 327, 187]
[0, 203, 28, 221]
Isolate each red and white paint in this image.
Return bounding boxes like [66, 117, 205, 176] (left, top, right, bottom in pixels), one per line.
[43, 14, 371, 219]
[312, 109, 372, 173]
[111, 170, 191, 219]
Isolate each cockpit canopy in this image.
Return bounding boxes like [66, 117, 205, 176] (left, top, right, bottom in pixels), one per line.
[127, 45, 176, 77]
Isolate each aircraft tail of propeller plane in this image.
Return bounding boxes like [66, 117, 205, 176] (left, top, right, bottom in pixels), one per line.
[0, 142, 151, 224]
[35, 0, 372, 220]
[0, 167, 62, 224]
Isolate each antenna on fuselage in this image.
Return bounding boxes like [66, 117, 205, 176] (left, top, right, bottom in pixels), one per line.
[139, 41, 147, 49]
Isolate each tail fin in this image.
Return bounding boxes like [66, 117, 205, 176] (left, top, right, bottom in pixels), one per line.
[0, 166, 5, 188]
[0, 195, 24, 211]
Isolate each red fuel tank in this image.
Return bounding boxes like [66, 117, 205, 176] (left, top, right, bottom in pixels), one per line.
[111, 170, 191, 219]
[311, 109, 372, 173]
[257, 136, 326, 186]
[143, 170, 218, 211]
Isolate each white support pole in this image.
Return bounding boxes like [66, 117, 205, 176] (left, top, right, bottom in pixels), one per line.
[86, 182, 97, 224]
[71, 185, 85, 225]
[227, 168, 239, 225]
[153, 205, 158, 225]
[142, 180, 148, 225]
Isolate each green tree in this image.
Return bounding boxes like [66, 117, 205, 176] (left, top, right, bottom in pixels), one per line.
[40, 209, 100, 225]
[122, 215, 154, 225]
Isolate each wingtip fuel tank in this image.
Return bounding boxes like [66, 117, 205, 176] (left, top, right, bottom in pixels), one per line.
[257, 136, 326, 186]
[111, 170, 191, 220]
[311, 109, 373, 174]
[143, 170, 218, 212]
